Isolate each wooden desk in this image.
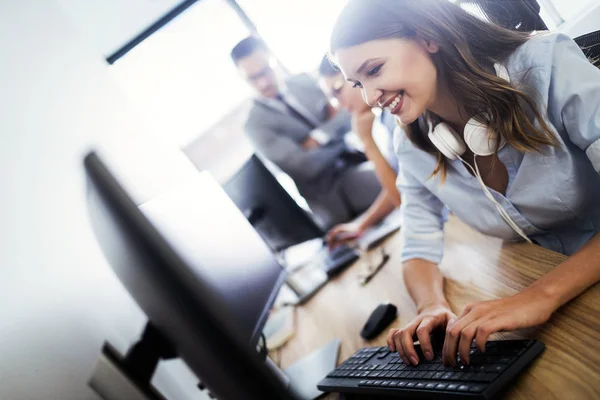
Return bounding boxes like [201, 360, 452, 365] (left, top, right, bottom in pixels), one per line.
[278, 217, 600, 399]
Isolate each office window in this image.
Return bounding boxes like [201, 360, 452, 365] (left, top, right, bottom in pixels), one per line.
[108, 0, 251, 147]
[236, 0, 347, 74]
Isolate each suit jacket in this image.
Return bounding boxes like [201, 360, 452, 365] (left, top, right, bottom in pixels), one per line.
[244, 73, 352, 202]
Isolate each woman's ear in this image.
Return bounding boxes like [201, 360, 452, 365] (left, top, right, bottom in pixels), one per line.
[416, 32, 440, 54]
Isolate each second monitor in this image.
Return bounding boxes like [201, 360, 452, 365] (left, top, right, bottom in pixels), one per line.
[223, 154, 324, 253]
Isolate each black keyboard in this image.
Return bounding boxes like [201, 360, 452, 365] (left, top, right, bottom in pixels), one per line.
[318, 340, 545, 399]
[317, 244, 359, 277]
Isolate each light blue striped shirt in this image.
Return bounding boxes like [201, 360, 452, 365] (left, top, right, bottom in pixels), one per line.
[394, 33, 600, 264]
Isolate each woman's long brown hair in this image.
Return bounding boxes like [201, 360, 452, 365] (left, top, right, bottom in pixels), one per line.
[330, 0, 559, 180]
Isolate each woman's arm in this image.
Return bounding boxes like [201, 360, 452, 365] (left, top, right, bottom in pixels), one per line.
[531, 232, 600, 308]
[442, 233, 600, 366]
[388, 258, 455, 365]
[326, 190, 395, 248]
[386, 163, 454, 364]
[363, 136, 401, 206]
[404, 259, 449, 313]
[353, 110, 401, 206]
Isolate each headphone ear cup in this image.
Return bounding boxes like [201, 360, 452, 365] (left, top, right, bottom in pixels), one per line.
[464, 119, 505, 156]
[428, 122, 466, 160]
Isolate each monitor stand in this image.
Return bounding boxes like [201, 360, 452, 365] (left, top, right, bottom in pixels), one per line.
[89, 323, 340, 400]
[88, 323, 177, 400]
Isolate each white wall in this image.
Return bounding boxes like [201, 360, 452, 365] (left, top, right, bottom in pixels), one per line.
[0, 1, 209, 399]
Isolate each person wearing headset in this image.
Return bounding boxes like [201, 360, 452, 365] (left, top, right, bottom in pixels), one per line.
[329, 0, 600, 368]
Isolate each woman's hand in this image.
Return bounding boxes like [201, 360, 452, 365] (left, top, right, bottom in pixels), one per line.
[387, 303, 456, 365]
[442, 288, 558, 366]
[326, 220, 364, 249]
[351, 109, 376, 142]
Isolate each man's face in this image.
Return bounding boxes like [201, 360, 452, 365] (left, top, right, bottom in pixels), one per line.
[237, 49, 280, 98]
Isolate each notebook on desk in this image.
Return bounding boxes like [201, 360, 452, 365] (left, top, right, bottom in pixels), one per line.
[277, 240, 360, 306]
[356, 209, 402, 251]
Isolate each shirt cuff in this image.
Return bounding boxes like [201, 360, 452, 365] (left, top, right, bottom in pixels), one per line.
[585, 138, 600, 173]
[400, 230, 444, 265]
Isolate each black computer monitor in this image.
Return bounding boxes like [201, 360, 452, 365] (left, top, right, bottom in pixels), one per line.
[223, 155, 324, 252]
[84, 152, 296, 400]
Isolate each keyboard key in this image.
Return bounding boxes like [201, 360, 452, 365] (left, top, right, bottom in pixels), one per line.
[425, 382, 437, 389]
[406, 382, 417, 388]
[497, 357, 514, 364]
[470, 384, 486, 393]
[436, 383, 449, 390]
[484, 364, 507, 373]
[447, 383, 460, 391]
[483, 373, 499, 382]
[433, 372, 445, 379]
[458, 384, 471, 392]
[397, 380, 408, 387]
[377, 350, 391, 359]
[415, 382, 427, 389]
[441, 372, 455, 380]
[424, 372, 437, 379]
[453, 372, 465, 380]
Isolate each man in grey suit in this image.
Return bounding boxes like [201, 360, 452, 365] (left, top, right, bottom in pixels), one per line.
[231, 36, 382, 229]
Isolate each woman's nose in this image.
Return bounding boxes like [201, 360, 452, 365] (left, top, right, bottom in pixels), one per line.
[361, 86, 382, 107]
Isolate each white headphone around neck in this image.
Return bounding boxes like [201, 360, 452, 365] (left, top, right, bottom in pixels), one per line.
[426, 63, 533, 244]
[427, 63, 509, 160]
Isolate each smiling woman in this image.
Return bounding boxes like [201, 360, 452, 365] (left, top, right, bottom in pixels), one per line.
[329, 0, 600, 372]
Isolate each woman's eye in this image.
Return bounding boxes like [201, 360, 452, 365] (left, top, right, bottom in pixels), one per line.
[352, 81, 363, 88]
[367, 65, 382, 77]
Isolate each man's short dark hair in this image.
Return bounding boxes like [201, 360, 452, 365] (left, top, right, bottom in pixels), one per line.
[231, 36, 266, 65]
[318, 55, 340, 77]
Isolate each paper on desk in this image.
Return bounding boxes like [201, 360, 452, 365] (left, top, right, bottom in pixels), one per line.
[283, 238, 323, 271]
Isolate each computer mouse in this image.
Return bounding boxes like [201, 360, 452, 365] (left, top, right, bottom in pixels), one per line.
[360, 303, 398, 340]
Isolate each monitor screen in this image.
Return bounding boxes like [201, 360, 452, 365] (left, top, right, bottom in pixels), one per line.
[139, 175, 286, 345]
[223, 155, 324, 252]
